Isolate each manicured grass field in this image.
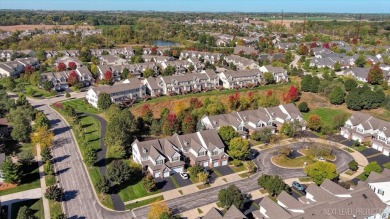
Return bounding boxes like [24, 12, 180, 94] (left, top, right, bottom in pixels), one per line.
[125, 195, 164, 210]
[61, 99, 101, 114]
[118, 179, 160, 202]
[299, 177, 312, 182]
[343, 147, 354, 153]
[272, 155, 314, 168]
[49, 200, 63, 219]
[303, 107, 350, 128]
[11, 199, 44, 219]
[0, 162, 41, 196]
[45, 174, 56, 187]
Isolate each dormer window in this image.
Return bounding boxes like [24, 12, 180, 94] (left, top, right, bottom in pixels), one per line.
[184, 141, 188, 146]
[142, 148, 147, 153]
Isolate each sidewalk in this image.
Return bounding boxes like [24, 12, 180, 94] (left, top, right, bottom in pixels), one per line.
[124, 167, 250, 205]
[36, 145, 51, 219]
[0, 187, 42, 219]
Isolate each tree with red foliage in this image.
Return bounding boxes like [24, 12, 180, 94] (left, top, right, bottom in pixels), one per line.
[310, 42, 318, 48]
[283, 85, 299, 103]
[266, 90, 273, 97]
[181, 114, 196, 134]
[367, 64, 384, 85]
[351, 38, 358, 45]
[323, 42, 330, 49]
[162, 113, 179, 135]
[141, 104, 154, 124]
[228, 92, 240, 111]
[68, 61, 77, 70]
[151, 46, 158, 55]
[189, 98, 203, 109]
[104, 70, 113, 83]
[24, 65, 34, 74]
[57, 62, 66, 72]
[67, 70, 79, 86]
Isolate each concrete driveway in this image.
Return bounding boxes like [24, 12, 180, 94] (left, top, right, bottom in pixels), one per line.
[171, 173, 192, 187]
[360, 148, 381, 157]
[214, 165, 234, 176]
[155, 177, 176, 192]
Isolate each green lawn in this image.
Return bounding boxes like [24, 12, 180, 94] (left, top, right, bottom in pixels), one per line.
[272, 155, 314, 168]
[11, 199, 44, 219]
[2, 77, 55, 98]
[125, 195, 164, 210]
[303, 107, 350, 128]
[170, 176, 180, 188]
[383, 162, 390, 169]
[0, 162, 41, 196]
[357, 172, 368, 181]
[118, 178, 160, 202]
[2, 141, 37, 157]
[49, 200, 63, 219]
[351, 145, 367, 152]
[229, 162, 247, 173]
[299, 177, 312, 182]
[61, 99, 102, 114]
[343, 147, 354, 153]
[45, 174, 56, 187]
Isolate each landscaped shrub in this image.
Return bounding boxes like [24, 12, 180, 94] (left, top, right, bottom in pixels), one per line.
[348, 160, 359, 171]
[231, 159, 243, 167]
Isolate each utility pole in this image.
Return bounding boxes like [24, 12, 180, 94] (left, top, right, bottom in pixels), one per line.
[356, 14, 362, 41]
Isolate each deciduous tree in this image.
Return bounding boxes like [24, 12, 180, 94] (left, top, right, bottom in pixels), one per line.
[67, 70, 79, 86]
[228, 137, 250, 160]
[107, 160, 131, 184]
[31, 126, 54, 148]
[68, 61, 77, 70]
[367, 64, 384, 85]
[307, 114, 323, 132]
[45, 185, 64, 202]
[364, 161, 382, 177]
[218, 185, 245, 209]
[305, 162, 338, 185]
[298, 102, 309, 112]
[97, 93, 112, 110]
[329, 86, 345, 105]
[257, 175, 289, 196]
[218, 126, 239, 146]
[57, 62, 66, 72]
[104, 70, 113, 83]
[142, 174, 156, 192]
[197, 172, 209, 185]
[148, 200, 170, 219]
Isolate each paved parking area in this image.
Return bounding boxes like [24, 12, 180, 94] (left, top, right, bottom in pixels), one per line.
[214, 165, 234, 176]
[171, 173, 192, 187]
[290, 185, 306, 199]
[340, 140, 355, 147]
[155, 177, 176, 192]
[327, 134, 347, 142]
[367, 154, 390, 168]
[360, 148, 381, 157]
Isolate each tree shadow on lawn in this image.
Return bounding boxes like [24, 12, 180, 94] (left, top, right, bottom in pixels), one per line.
[81, 123, 93, 129]
[21, 162, 40, 184]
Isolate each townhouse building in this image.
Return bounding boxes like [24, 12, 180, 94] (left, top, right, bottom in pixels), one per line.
[254, 176, 390, 219]
[201, 104, 305, 137]
[85, 78, 146, 108]
[259, 65, 289, 83]
[341, 112, 390, 156]
[219, 69, 262, 89]
[132, 130, 229, 178]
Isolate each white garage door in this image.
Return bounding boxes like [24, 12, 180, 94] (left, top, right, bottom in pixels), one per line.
[213, 161, 219, 167]
[372, 144, 379, 150]
[378, 146, 383, 152]
[343, 133, 349, 139]
[171, 167, 183, 173]
[203, 162, 209, 167]
[384, 150, 389, 156]
[222, 160, 228, 166]
[154, 172, 161, 178]
[163, 171, 170, 178]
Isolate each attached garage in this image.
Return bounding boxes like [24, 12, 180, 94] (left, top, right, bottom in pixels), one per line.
[372, 144, 379, 150]
[213, 161, 219, 167]
[383, 150, 389, 156]
[203, 161, 209, 167]
[222, 160, 228, 166]
[343, 132, 350, 139]
[163, 171, 170, 178]
[171, 166, 183, 174]
[154, 172, 161, 178]
[377, 146, 383, 152]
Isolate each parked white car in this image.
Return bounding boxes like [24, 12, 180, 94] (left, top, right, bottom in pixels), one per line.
[180, 172, 189, 179]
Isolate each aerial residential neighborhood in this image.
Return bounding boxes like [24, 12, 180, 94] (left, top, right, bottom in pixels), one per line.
[0, 1, 390, 219]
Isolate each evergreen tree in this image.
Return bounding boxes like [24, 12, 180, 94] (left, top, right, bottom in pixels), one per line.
[0, 158, 21, 184]
[329, 87, 345, 104]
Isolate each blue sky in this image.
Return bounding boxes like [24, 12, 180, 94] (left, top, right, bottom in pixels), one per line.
[1, 0, 389, 13]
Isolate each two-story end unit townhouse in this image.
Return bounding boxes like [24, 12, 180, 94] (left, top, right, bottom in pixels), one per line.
[86, 78, 146, 108]
[259, 65, 289, 83]
[201, 104, 305, 137]
[365, 169, 390, 205]
[219, 69, 262, 89]
[341, 112, 390, 156]
[132, 130, 228, 178]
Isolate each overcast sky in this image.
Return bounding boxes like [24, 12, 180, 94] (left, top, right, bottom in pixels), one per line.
[1, 0, 389, 13]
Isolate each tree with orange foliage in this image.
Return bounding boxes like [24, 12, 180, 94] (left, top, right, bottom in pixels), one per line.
[141, 104, 153, 124]
[228, 92, 240, 111]
[282, 85, 299, 103]
[307, 114, 323, 132]
[148, 200, 171, 219]
[367, 64, 384, 85]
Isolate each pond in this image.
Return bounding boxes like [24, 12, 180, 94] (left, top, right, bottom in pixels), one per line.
[150, 40, 180, 47]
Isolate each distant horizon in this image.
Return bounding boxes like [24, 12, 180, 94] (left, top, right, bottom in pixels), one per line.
[1, 0, 390, 14]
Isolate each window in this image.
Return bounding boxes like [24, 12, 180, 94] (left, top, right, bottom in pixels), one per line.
[212, 150, 219, 156]
[141, 156, 148, 161]
[198, 151, 206, 156]
[172, 156, 180, 162]
[156, 160, 164, 165]
[378, 189, 384, 195]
